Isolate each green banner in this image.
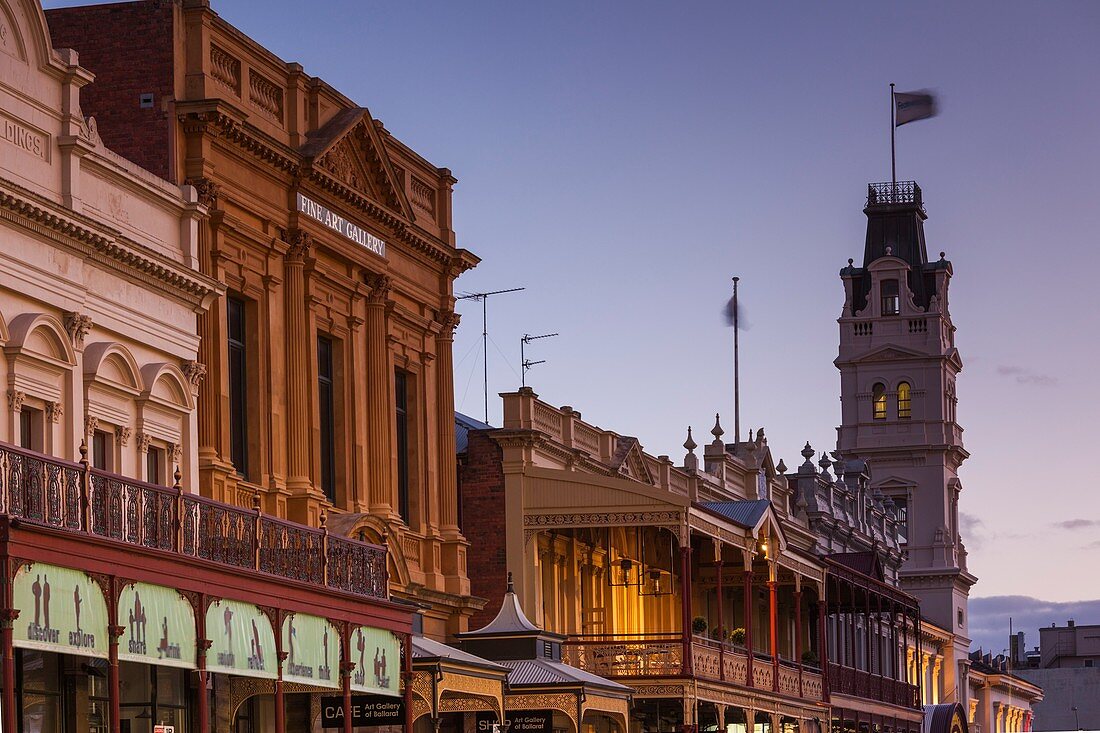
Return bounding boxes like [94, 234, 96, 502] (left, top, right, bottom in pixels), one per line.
[13, 562, 108, 659]
[118, 582, 196, 669]
[281, 613, 340, 688]
[206, 599, 276, 679]
[349, 625, 400, 696]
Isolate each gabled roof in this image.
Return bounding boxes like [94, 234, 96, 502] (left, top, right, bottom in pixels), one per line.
[700, 499, 771, 529]
[829, 551, 884, 582]
[610, 437, 653, 484]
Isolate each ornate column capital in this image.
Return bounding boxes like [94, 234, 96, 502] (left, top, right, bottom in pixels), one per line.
[136, 432, 152, 454]
[364, 272, 392, 304]
[184, 176, 221, 209]
[84, 414, 99, 436]
[117, 426, 133, 447]
[282, 228, 313, 261]
[7, 389, 25, 412]
[436, 310, 460, 338]
[45, 401, 63, 424]
[182, 360, 207, 392]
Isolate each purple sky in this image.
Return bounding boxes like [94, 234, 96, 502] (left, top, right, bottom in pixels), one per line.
[45, 0, 1100, 644]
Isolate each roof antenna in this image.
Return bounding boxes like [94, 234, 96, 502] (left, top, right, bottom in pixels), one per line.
[521, 332, 558, 387]
[456, 287, 525, 422]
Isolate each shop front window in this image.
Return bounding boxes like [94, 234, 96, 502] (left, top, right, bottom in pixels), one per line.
[119, 662, 188, 732]
[19, 650, 61, 733]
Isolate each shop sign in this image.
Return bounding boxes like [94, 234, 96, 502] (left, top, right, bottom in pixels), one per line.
[297, 192, 386, 258]
[119, 582, 196, 669]
[349, 625, 401, 695]
[320, 694, 404, 728]
[205, 599, 276, 679]
[281, 612, 339, 689]
[153, 726, 175, 733]
[476, 710, 553, 733]
[13, 562, 108, 659]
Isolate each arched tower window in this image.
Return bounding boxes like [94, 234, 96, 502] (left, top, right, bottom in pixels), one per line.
[872, 383, 887, 420]
[881, 279, 899, 316]
[897, 382, 912, 419]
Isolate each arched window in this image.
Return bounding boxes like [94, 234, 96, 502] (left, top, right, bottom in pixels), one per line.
[897, 381, 912, 419]
[872, 383, 887, 420]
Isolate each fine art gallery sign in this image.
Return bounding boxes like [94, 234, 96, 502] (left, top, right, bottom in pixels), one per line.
[12, 562, 108, 658]
[118, 582, 196, 669]
[205, 598, 277, 679]
[297, 193, 386, 258]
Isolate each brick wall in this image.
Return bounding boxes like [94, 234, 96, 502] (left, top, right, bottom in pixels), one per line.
[46, 1, 175, 180]
[458, 430, 508, 629]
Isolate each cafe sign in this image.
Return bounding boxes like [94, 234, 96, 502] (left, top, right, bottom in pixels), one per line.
[349, 625, 401, 696]
[119, 582, 196, 669]
[206, 599, 276, 679]
[13, 562, 108, 659]
[297, 192, 386, 258]
[281, 612, 339, 689]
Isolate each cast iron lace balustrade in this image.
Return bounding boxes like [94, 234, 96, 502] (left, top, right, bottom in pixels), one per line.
[866, 181, 923, 209]
[0, 442, 387, 600]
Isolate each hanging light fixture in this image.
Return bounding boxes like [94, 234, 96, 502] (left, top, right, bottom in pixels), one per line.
[607, 527, 641, 587]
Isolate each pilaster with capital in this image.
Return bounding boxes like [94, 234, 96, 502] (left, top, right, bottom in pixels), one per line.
[364, 273, 394, 516]
[282, 229, 314, 500]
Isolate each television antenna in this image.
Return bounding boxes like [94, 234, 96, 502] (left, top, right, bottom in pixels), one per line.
[521, 332, 559, 387]
[456, 287, 525, 422]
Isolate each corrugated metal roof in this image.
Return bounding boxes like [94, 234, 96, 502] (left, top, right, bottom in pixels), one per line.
[700, 499, 771, 529]
[497, 659, 632, 692]
[455, 411, 492, 454]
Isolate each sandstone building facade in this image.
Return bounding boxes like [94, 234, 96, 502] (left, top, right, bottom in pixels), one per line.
[46, 0, 483, 640]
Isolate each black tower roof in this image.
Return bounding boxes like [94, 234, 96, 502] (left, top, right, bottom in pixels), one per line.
[846, 182, 945, 313]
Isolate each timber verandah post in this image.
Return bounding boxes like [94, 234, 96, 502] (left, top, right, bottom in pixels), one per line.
[2, 555, 17, 733]
[680, 544, 693, 676]
[716, 557, 725, 680]
[108, 576, 123, 733]
[743, 567, 754, 687]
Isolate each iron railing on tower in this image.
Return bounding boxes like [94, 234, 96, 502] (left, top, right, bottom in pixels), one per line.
[867, 181, 923, 210]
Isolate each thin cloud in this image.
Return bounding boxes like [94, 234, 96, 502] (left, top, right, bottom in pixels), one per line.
[958, 512, 985, 550]
[1053, 519, 1100, 531]
[969, 596, 1100, 654]
[996, 365, 1058, 386]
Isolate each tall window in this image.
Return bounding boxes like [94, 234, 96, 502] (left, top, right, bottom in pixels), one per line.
[92, 429, 112, 470]
[893, 497, 908, 543]
[897, 381, 912, 419]
[881, 279, 899, 316]
[147, 445, 164, 486]
[872, 383, 887, 420]
[227, 297, 249, 477]
[317, 336, 337, 503]
[395, 369, 410, 523]
[19, 407, 42, 452]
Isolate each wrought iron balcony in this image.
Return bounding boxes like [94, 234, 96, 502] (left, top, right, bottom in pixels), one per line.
[866, 181, 923, 209]
[0, 442, 388, 599]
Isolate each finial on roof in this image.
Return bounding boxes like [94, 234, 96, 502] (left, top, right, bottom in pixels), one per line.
[939, 251, 946, 260]
[801, 442, 815, 461]
[507, 571, 515, 593]
[885, 245, 893, 256]
[848, 258, 854, 266]
[748, 428, 754, 442]
[684, 426, 697, 452]
[756, 427, 765, 444]
[776, 458, 787, 474]
[711, 414, 724, 442]
[818, 453, 832, 471]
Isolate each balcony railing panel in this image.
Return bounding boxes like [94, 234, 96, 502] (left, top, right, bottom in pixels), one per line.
[829, 663, 920, 709]
[0, 443, 388, 600]
[563, 634, 683, 677]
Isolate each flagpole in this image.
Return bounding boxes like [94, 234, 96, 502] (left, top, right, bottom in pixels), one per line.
[890, 82, 897, 188]
[732, 276, 740, 444]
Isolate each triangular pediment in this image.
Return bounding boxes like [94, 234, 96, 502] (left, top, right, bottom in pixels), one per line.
[612, 438, 654, 485]
[854, 344, 929, 363]
[301, 108, 412, 219]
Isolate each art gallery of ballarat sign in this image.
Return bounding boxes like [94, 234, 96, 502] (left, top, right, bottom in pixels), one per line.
[476, 710, 554, 733]
[320, 694, 405, 728]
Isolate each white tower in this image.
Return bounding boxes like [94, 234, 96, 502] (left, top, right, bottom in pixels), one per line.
[836, 181, 976, 703]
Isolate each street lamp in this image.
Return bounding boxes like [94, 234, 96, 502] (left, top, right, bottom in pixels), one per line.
[1071, 706, 1080, 731]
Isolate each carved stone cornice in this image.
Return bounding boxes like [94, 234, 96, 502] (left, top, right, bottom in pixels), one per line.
[63, 311, 93, 351]
[0, 180, 221, 308]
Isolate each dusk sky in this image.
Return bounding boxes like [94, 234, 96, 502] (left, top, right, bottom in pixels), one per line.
[46, 0, 1100, 652]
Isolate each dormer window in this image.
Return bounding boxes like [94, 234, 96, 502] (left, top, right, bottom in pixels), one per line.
[872, 383, 887, 420]
[897, 382, 912, 419]
[881, 279, 900, 316]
